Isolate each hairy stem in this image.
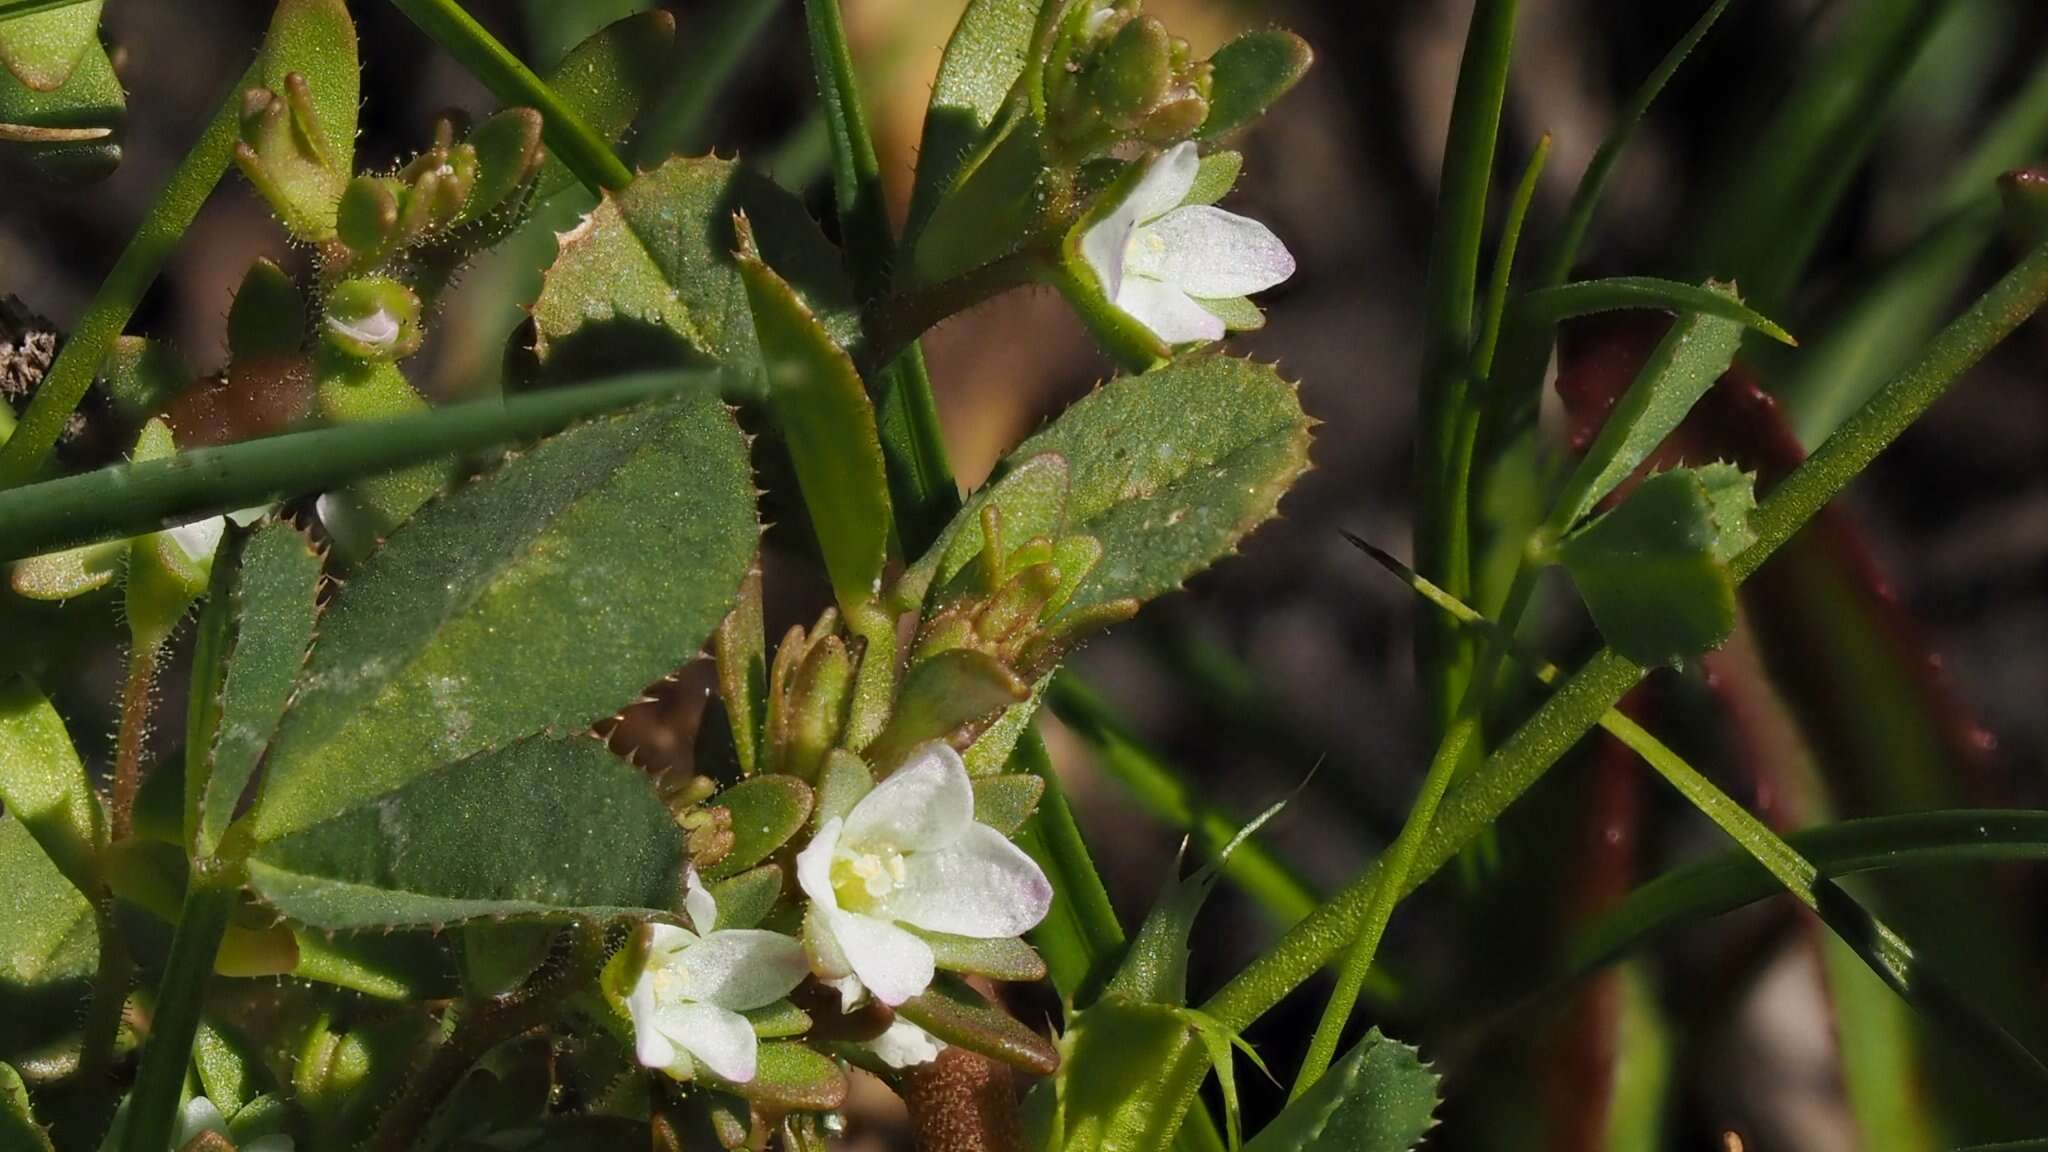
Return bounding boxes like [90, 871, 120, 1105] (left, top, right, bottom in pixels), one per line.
[109, 642, 158, 841]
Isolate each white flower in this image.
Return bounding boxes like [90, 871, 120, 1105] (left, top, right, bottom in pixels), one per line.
[175, 1096, 293, 1152]
[797, 742, 1053, 1010]
[621, 869, 809, 1084]
[164, 505, 271, 568]
[870, 1017, 946, 1069]
[1079, 141, 1295, 345]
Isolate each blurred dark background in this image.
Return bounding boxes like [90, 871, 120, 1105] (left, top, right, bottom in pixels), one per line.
[6, 2, 2048, 1149]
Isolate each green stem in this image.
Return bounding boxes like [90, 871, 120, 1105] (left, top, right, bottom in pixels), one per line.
[1413, 0, 1517, 738]
[1138, 238, 2048, 1147]
[108, 642, 159, 841]
[631, 0, 783, 166]
[67, 899, 130, 1147]
[0, 57, 257, 489]
[385, 0, 633, 193]
[0, 369, 727, 562]
[1012, 729, 1126, 1003]
[120, 868, 237, 1152]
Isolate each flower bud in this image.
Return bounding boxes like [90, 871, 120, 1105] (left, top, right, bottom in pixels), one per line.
[321, 276, 422, 361]
[233, 73, 346, 242]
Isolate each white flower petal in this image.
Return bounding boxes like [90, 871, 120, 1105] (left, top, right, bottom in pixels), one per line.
[627, 972, 679, 1071]
[1127, 141, 1201, 223]
[842, 742, 974, 852]
[797, 818, 844, 913]
[1113, 277, 1227, 344]
[669, 1001, 761, 1084]
[225, 505, 272, 528]
[166, 517, 226, 566]
[827, 909, 935, 1007]
[177, 1097, 230, 1145]
[678, 929, 809, 1012]
[644, 922, 696, 956]
[684, 868, 718, 936]
[881, 823, 1054, 938]
[1081, 206, 1140, 301]
[871, 1018, 946, 1069]
[1125, 205, 1296, 298]
[325, 307, 401, 353]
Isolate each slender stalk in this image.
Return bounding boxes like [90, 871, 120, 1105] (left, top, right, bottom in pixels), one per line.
[120, 868, 238, 1152]
[864, 246, 1050, 372]
[108, 643, 158, 840]
[66, 900, 130, 1147]
[385, 0, 633, 193]
[1413, 0, 1517, 738]
[0, 57, 258, 489]
[1474, 135, 1551, 379]
[0, 369, 727, 562]
[1136, 238, 2048, 1147]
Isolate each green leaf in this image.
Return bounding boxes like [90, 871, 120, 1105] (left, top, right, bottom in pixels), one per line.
[289, 929, 460, 1000]
[0, 31, 121, 183]
[971, 773, 1045, 836]
[0, 1062, 52, 1152]
[741, 999, 812, 1040]
[248, 392, 755, 845]
[1240, 1030, 1437, 1152]
[902, 0, 1039, 241]
[532, 10, 674, 198]
[0, 676, 101, 891]
[188, 522, 323, 855]
[866, 649, 1030, 770]
[0, 815, 96, 1054]
[1512, 276, 1796, 347]
[718, 1043, 847, 1111]
[734, 215, 890, 611]
[248, 736, 681, 929]
[911, 927, 1047, 982]
[1199, 30, 1312, 140]
[1558, 466, 1758, 666]
[255, 0, 358, 180]
[532, 155, 858, 383]
[1194, 295, 1265, 333]
[705, 776, 812, 880]
[714, 563, 767, 777]
[1554, 288, 1749, 529]
[0, 0, 100, 90]
[1004, 355, 1312, 609]
[194, 1019, 275, 1119]
[898, 978, 1060, 1076]
[706, 864, 783, 931]
[1183, 150, 1244, 207]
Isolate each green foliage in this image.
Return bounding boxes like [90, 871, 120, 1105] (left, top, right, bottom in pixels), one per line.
[249, 393, 755, 844]
[1006, 355, 1312, 609]
[914, 929, 1048, 982]
[532, 9, 673, 197]
[1240, 1031, 1437, 1152]
[1557, 465, 1758, 666]
[185, 522, 323, 856]
[903, 0, 1039, 239]
[0, 30, 121, 182]
[0, 676, 101, 890]
[704, 775, 813, 879]
[0, 815, 96, 1054]
[898, 978, 1060, 1076]
[970, 772, 1045, 836]
[1200, 31, 1314, 140]
[532, 156, 859, 381]
[720, 1044, 847, 1111]
[248, 736, 681, 929]
[734, 217, 891, 612]
[0, 0, 100, 91]
[225, 258, 307, 363]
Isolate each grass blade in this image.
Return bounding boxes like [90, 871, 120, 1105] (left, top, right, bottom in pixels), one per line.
[0, 369, 725, 562]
